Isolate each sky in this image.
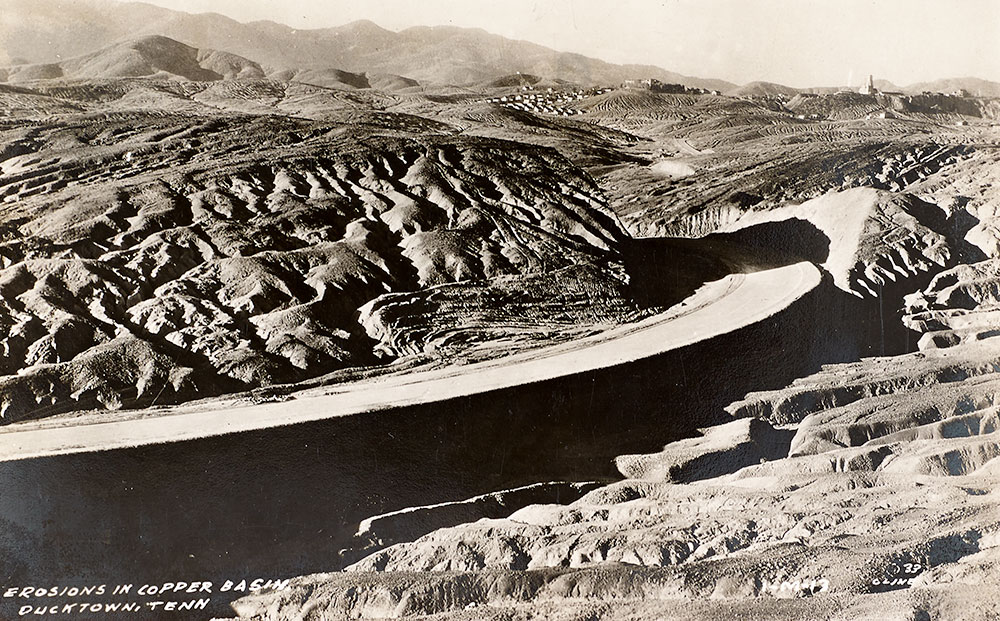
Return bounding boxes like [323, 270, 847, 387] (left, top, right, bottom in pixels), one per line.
[130, 0, 1000, 87]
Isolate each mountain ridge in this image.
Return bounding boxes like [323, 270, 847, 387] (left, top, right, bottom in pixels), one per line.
[2, 1, 998, 95]
[0, 0, 734, 89]
[2, 35, 265, 83]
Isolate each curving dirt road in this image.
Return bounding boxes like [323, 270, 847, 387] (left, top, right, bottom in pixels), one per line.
[0, 261, 821, 461]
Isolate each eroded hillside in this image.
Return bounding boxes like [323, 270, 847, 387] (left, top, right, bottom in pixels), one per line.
[217, 73, 1000, 621]
[1, 38, 999, 620]
[0, 94, 645, 421]
[234, 152, 1000, 620]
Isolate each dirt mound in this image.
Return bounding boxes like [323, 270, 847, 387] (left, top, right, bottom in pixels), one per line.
[615, 417, 793, 482]
[348, 482, 600, 566]
[786, 92, 883, 120]
[360, 264, 642, 359]
[195, 48, 266, 80]
[896, 148, 1000, 348]
[727, 346, 1000, 426]
[581, 90, 699, 117]
[487, 74, 542, 88]
[368, 73, 421, 91]
[0, 85, 83, 116]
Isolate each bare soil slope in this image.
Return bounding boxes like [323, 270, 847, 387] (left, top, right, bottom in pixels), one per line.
[0, 28, 999, 620]
[223, 91, 1000, 620]
[0, 84, 648, 422]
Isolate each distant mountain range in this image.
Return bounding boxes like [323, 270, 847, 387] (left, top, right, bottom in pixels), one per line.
[2, 0, 998, 96]
[0, 34, 423, 91]
[0, 0, 733, 90]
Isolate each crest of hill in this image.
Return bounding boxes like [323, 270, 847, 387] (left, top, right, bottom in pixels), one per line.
[267, 68, 371, 90]
[0, 0, 735, 90]
[488, 74, 543, 88]
[368, 74, 421, 91]
[725, 81, 800, 97]
[2, 35, 264, 83]
[265, 68, 420, 91]
[904, 77, 1000, 97]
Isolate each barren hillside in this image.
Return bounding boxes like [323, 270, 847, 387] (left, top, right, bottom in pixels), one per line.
[232, 148, 1000, 621]
[0, 8, 998, 621]
[0, 77, 654, 422]
[221, 49, 1000, 621]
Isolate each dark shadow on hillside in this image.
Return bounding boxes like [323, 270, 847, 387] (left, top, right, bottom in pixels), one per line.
[620, 218, 831, 308]
[0, 265, 860, 619]
[706, 218, 832, 266]
[3, 222, 917, 620]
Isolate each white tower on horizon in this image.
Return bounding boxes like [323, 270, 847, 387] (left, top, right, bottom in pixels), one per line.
[859, 74, 876, 95]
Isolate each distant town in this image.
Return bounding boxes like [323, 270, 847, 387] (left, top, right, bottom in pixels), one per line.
[483, 73, 986, 127]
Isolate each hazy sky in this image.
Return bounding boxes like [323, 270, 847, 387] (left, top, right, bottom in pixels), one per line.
[133, 0, 1000, 87]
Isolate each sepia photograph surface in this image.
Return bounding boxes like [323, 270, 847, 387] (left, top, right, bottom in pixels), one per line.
[0, 0, 999, 618]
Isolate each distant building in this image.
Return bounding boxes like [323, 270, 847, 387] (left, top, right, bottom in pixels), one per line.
[622, 79, 688, 94]
[866, 109, 895, 120]
[859, 74, 877, 95]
